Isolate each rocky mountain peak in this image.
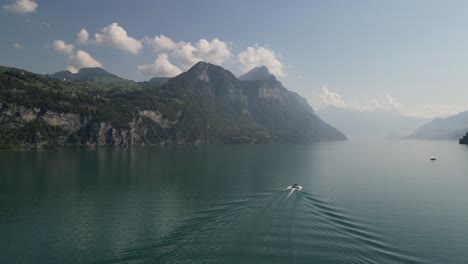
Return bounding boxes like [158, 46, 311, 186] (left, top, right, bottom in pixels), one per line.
[238, 65, 277, 81]
[184, 61, 239, 83]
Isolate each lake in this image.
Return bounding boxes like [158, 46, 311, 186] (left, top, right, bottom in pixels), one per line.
[1, 140, 468, 263]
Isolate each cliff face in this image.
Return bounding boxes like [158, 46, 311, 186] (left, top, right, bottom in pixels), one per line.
[0, 62, 346, 149]
[0, 103, 176, 149]
[158, 62, 346, 143]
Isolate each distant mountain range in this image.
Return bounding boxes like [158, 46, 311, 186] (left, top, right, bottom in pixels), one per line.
[317, 106, 429, 140]
[406, 111, 468, 140]
[0, 62, 345, 149]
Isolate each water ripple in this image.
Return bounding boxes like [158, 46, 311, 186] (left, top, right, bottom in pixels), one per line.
[93, 190, 427, 264]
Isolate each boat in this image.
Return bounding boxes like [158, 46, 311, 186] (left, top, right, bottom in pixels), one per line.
[287, 184, 303, 191]
[430, 156, 436, 161]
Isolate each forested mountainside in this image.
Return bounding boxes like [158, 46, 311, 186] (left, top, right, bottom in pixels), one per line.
[0, 62, 345, 149]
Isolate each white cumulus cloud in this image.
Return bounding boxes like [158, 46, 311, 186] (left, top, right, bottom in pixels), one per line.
[150, 35, 178, 50]
[147, 35, 231, 69]
[76, 28, 89, 44]
[81, 23, 142, 54]
[52, 40, 74, 54]
[238, 46, 285, 77]
[138, 53, 183, 78]
[3, 0, 37, 14]
[51, 40, 102, 73]
[194, 38, 231, 65]
[66, 50, 103, 73]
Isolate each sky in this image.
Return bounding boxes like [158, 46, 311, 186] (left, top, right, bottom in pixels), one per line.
[1, 0, 468, 118]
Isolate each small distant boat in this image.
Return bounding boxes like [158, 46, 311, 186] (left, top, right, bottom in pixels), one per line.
[287, 184, 303, 191]
[430, 156, 436, 161]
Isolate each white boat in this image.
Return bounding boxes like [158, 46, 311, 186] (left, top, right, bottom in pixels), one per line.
[287, 184, 303, 191]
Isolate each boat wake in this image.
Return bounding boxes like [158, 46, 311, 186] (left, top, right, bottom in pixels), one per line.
[94, 190, 428, 264]
[286, 188, 295, 199]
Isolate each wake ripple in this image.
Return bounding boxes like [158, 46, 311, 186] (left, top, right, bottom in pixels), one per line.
[93, 190, 428, 264]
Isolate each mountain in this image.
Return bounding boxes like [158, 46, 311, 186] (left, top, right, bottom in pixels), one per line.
[238, 65, 277, 81]
[167, 62, 346, 142]
[0, 63, 345, 149]
[47, 70, 75, 81]
[146, 77, 169, 86]
[48, 67, 120, 81]
[407, 111, 468, 140]
[48, 67, 138, 91]
[317, 106, 429, 140]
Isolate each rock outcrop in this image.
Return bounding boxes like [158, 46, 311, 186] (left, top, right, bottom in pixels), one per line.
[0, 103, 174, 148]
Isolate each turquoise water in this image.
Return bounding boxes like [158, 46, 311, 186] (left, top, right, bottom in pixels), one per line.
[1, 140, 468, 263]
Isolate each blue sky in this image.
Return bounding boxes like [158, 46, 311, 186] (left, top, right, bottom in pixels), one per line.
[1, 0, 468, 117]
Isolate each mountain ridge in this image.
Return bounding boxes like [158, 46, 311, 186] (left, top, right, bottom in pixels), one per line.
[407, 111, 468, 140]
[48, 67, 121, 81]
[0, 62, 346, 149]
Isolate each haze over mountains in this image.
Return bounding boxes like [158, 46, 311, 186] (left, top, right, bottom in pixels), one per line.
[406, 111, 468, 140]
[317, 107, 429, 140]
[317, 102, 468, 141]
[0, 62, 345, 149]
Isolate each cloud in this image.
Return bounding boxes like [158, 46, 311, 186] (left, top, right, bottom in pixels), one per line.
[150, 35, 177, 50]
[148, 36, 286, 79]
[138, 53, 182, 78]
[317, 86, 468, 118]
[52, 40, 74, 54]
[3, 0, 37, 14]
[80, 23, 143, 54]
[370, 98, 382, 108]
[319, 86, 347, 109]
[51, 40, 102, 73]
[13, 43, 23, 49]
[238, 46, 285, 77]
[147, 35, 231, 69]
[385, 94, 405, 112]
[66, 50, 103, 73]
[195, 38, 231, 65]
[318, 86, 405, 112]
[76, 28, 89, 44]
[171, 41, 199, 69]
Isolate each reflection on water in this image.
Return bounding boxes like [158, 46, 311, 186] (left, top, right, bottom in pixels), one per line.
[1, 141, 468, 263]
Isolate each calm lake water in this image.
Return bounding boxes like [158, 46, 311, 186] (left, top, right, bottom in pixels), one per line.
[1, 140, 468, 263]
